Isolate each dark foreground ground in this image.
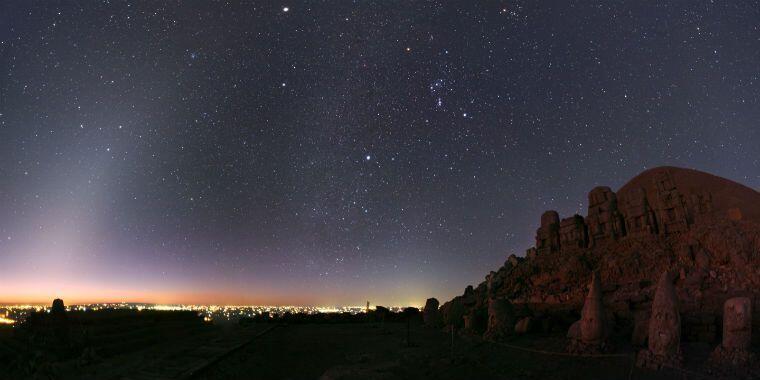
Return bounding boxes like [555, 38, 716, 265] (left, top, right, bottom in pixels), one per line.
[195, 322, 723, 380]
[2, 319, 754, 379]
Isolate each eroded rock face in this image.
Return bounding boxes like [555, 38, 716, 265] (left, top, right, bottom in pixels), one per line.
[637, 271, 683, 369]
[483, 298, 514, 341]
[423, 298, 441, 327]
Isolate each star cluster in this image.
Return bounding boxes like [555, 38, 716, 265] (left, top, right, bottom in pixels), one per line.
[0, 1, 758, 305]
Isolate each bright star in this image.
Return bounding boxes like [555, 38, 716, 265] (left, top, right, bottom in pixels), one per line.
[283, 7, 289, 12]
[365, 155, 371, 161]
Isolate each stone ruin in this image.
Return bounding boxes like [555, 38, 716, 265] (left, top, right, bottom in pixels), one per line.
[51, 298, 66, 316]
[423, 298, 441, 327]
[435, 166, 760, 372]
[567, 271, 608, 353]
[620, 187, 658, 238]
[636, 272, 683, 369]
[587, 186, 626, 246]
[535, 211, 560, 254]
[559, 214, 588, 250]
[710, 297, 755, 367]
[525, 169, 727, 257]
[652, 171, 690, 235]
[483, 298, 514, 341]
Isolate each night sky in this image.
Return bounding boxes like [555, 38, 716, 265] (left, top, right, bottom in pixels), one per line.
[1, 1, 758, 306]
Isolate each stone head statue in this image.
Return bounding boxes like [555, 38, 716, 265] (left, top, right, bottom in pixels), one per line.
[580, 271, 605, 344]
[722, 297, 752, 350]
[648, 271, 680, 356]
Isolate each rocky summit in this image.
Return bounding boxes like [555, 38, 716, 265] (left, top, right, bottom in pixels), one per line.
[439, 166, 760, 349]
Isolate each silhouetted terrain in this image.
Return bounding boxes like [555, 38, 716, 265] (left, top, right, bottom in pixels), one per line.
[2, 167, 757, 380]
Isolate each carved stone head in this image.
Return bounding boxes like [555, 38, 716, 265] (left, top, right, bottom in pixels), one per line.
[580, 271, 605, 344]
[648, 271, 680, 356]
[722, 297, 752, 350]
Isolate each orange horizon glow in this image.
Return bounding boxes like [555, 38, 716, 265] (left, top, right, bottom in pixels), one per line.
[0, 284, 430, 307]
[0, 290, 334, 307]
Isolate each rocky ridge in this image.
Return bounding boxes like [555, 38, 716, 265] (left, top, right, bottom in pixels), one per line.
[438, 166, 760, 348]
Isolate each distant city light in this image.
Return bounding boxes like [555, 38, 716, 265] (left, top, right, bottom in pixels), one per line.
[0, 303, 418, 326]
[0, 316, 15, 324]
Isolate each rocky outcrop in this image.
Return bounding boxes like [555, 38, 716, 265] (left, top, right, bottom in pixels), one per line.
[437, 166, 760, 356]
